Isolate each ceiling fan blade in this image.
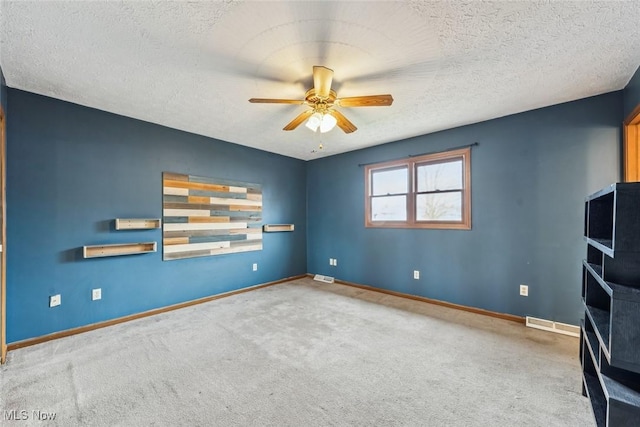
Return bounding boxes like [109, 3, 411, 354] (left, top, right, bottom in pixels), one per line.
[313, 66, 334, 98]
[283, 110, 314, 131]
[328, 110, 357, 134]
[336, 95, 394, 107]
[249, 98, 305, 104]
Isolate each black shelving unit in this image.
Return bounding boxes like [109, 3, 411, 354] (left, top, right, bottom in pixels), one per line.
[582, 183, 640, 426]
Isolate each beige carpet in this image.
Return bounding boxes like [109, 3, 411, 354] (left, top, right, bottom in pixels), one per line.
[1, 277, 593, 426]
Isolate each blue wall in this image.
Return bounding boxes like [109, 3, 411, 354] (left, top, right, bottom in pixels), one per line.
[307, 92, 622, 325]
[6, 89, 307, 343]
[4, 81, 628, 341]
[624, 65, 640, 119]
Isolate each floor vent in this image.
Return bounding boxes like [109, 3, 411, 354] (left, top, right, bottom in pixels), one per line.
[313, 274, 335, 284]
[525, 316, 580, 337]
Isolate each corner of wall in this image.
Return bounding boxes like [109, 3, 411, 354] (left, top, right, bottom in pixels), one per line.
[0, 65, 7, 113]
[6, 90, 309, 343]
[623, 65, 640, 120]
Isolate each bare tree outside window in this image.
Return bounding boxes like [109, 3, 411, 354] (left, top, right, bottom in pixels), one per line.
[416, 160, 463, 221]
[417, 193, 462, 221]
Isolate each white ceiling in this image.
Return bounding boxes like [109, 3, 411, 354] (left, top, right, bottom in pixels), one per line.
[1, 1, 639, 161]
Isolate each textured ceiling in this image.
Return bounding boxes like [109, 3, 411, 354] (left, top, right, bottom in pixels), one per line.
[1, 1, 639, 160]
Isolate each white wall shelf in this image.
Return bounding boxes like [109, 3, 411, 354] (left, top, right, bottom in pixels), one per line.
[115, 218, 161, 230]
[263, 224, 294, 232]
[83, 242, 157, 258]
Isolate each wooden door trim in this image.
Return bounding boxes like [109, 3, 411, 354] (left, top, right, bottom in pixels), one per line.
[623, 104, 640, 182]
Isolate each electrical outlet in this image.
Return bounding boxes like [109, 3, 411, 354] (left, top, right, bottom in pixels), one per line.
[92, 288, 102, 301]
[520, 284, 529, 296]
[413, 270, 420, 280]
[252, 263, 258, 271]
[49, 294, 61, 307]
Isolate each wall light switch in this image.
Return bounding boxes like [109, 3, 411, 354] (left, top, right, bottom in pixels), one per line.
[413, 270, 420, 280]
[50, 294, 61, 307]
[252, 263, 258, 271]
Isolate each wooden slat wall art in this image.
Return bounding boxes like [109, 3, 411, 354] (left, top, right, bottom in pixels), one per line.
[162, 172, 262, 260]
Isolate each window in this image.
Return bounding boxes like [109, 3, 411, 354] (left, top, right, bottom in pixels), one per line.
[365, 147, 471, 229]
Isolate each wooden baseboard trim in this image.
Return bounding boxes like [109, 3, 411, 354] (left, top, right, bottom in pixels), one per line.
[333, 278, 525, 324]
[7, 274, 306, 352]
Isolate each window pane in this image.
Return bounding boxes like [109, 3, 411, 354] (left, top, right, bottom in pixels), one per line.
[372, 167, 408, 196]
[417, 160, 462, 192]
[416, 192, 462, 221]
[371, 195, 407, 221]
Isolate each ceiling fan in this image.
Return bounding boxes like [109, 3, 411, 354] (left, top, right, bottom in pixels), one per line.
[249, 66, 393, 134]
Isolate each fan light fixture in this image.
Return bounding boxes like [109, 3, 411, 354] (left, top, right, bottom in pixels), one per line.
[305, 112, 337, 133]
[320, 113, 337, 133]
[249, 66, 393, 134]
[305, 112, 322, 131]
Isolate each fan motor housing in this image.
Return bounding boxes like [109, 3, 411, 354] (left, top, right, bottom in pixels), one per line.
[305, 88, 337, 106]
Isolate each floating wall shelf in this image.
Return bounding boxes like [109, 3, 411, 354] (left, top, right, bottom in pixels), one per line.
[263, 224, 294, 232]
[83, 242, 157, 258]
[115, 218, 161, 230]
